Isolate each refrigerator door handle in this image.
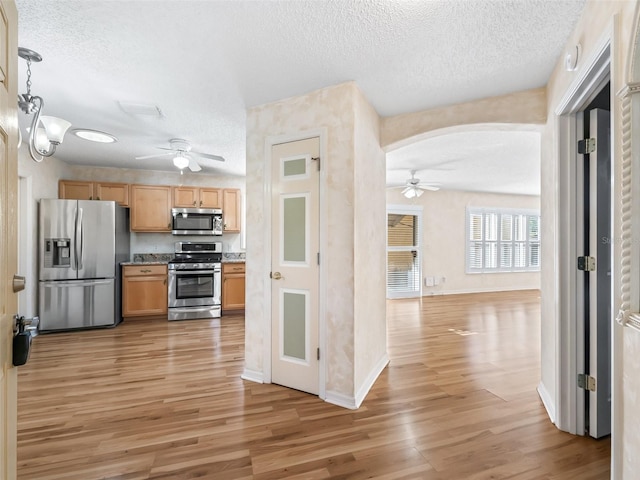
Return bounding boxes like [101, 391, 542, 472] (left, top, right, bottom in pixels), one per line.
[76, 207, 84, 270]
[41, 279, 113, 287]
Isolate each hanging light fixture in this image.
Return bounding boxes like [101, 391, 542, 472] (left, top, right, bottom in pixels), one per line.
[18, 47, 72, 163]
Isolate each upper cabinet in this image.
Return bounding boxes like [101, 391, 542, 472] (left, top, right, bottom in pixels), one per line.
[59, 180, 130, 207]
[96, 182, 129, 206]
[222, 188, 241, 233]
[130, 184, 172, 232]
[173, 186, 221, 208]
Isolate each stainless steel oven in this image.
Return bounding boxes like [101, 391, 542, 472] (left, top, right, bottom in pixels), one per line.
[168, 242, 222, 321]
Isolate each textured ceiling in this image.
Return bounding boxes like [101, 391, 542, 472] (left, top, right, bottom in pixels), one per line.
[16, 0, 585, 190]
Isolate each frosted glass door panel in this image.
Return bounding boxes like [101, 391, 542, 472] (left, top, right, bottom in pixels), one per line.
[282, 290, 307, 362]
[282, 195, 307, 264]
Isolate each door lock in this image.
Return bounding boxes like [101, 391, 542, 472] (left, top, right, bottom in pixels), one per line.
[12, 274, 25, 293]
[270, 271, 283, 280]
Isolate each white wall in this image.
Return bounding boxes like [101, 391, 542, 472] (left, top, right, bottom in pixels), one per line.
[386, 189, 541, 295]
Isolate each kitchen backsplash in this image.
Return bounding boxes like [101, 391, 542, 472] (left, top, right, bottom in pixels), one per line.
[222, 252, 246, 261]
[132, 253, 173, 263]
[130, 232, 243, 255]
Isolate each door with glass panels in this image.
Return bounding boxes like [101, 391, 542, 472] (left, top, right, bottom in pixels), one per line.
[271, 137, 320, 395]
[387, 209, 421, 298]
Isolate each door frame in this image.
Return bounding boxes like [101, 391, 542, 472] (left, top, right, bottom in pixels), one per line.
[554, 24, 612, 437]
[262, 128, 328, 399]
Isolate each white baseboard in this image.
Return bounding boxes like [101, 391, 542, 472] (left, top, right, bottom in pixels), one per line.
[354, 353, 389, 408]
[537, 381, 556, 425]
[241, 368, 264, 384]
[325, 354, 390, 410]
[422, 286, 540, 296]
[325, 390, 358, 410]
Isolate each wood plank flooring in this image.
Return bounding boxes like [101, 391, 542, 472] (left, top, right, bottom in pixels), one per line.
[17, 290, 610, 479]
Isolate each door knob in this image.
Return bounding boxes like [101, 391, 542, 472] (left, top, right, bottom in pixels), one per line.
[12, 274, 25, 293]
[271, 271, 283, 280]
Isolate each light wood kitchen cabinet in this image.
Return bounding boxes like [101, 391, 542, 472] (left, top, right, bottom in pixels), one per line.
[130, 184, 172, 232]
[96, 182, 130, 206]
[59, 180, 93, 200]
[122, 264, 168, 317]
[59, 180, 130, 206]
[173, 186, 221, 208]
[222, 262, 245, 311]
[222, 188, 241, 233]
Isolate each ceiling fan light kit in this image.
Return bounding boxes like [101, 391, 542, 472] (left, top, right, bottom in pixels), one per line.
[398, 170, 440, 198]
[135, 138, 225, 173]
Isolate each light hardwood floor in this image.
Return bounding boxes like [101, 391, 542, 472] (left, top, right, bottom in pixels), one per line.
[17, 290, 610, 479]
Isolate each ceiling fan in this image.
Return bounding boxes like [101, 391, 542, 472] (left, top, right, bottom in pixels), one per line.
[396, 170, 440, 198]
[135, 138, 225, 173]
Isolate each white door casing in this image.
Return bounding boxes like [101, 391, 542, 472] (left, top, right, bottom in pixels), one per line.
[270, 137, 320, 395]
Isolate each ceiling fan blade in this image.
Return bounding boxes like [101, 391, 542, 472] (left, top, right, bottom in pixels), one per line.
[188, 157, 202, 172]
[191, 151, 225, 162]
[420, 185, 441, 191]
[135, 152, 174, 160]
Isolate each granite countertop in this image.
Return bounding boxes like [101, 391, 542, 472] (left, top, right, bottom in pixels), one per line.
[122, 252, 245, 265]
[121, 253, 173, 266]
[222, 252, 245, 263]
[121, 261, 169, 266]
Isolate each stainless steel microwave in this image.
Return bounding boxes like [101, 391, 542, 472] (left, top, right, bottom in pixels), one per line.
[171, 208, 223, 235]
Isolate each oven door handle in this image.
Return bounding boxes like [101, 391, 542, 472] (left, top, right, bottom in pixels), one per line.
[169, 269, 218, 275]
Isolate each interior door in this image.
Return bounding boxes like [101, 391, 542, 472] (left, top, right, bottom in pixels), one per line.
[0, 1, 20, 477]
[586, 108, 612, 439]
[271, 137, 320, 395]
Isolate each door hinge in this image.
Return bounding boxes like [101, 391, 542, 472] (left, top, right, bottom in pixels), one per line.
[317, 252, 320, 265]
[578, 138, 596, 154]
[317, 347, 320, 360]
[577, 256, 596, 271]
[312, 156, 320, 171]
[578, 373, 597, 392]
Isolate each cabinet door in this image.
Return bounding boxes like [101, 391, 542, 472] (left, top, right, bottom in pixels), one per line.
[59, 180, 94, 200]
[173, 186, 199, 207]
[96, 182, 129, 206]
[122, 275, 168, 317]
[199, 188, 222, 208]
[130, 185, 172, 232]
[222, 274, 245, 310]
[222, 188, 241, 233]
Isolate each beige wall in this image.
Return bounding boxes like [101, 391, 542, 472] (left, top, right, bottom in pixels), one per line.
[353, 86, 388, 397]
[245, 82, 387, 404]
[541, 1, 638, 477]
[386, 189, 541, 295]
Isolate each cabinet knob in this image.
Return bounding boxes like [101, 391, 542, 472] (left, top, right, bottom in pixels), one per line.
[168, 223, 171, 229]
[193, 201, 196, 206]
[199, 200, 203, 206]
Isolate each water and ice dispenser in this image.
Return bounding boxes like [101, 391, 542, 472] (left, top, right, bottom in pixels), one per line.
[43, 238, 71, 268]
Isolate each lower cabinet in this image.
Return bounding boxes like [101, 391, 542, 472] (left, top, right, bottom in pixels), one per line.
[222, 263, 245, 311]
[122, 264, 168, 317]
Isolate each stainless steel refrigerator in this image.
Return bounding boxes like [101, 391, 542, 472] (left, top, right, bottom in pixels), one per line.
[38, 199, 130, 332]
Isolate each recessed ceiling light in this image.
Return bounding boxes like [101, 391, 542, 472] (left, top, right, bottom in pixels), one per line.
[72, 129, 118, 143]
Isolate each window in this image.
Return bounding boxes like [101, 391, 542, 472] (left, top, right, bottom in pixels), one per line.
[466, 207, 540, 273]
